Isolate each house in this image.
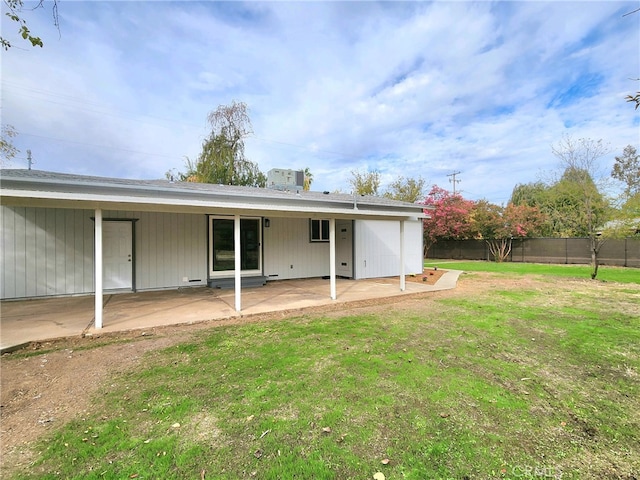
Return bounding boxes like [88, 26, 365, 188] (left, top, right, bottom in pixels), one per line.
[0, 169, 427, 328]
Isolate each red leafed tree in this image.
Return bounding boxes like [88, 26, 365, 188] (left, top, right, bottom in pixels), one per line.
[473, 201, 547, 262]
[421, 185, 476, 257]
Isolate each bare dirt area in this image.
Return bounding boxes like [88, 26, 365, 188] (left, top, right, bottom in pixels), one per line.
[406, 266, 445, 284]
[0, 269, 497, 477]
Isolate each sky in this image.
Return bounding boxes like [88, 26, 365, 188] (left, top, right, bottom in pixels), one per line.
[2, 0, 639, 204]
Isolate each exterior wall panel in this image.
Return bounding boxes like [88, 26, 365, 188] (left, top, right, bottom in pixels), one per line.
[14, 207, 27, 298]
[1, 207, 208, 299]
[35, 208, 47, 296]
[1, 207, 96, 299]
[44, 209, 56, 295]
[263, 217, 329, 280]
[103, 210, 207, 291]
[2, 206, 16, 298]
[54, 209, 66, 295]
[354, 219, 423, 279]
[404, 219, 424, 274]
[25, 208, 38, 297]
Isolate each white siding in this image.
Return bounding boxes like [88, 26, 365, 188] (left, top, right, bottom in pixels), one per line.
[354, 219, 423, 279]
[2, 205, 424, 298]
[1, 206, 208, 299]
[404, 219, 424, 274]
[263, 217, 330, 280]
[1, 206, 94, 299]
[104, 210, 207, 291]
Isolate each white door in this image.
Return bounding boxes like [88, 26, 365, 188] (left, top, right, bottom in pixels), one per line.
[336, 220, 353, 278]
[103, 221, 133, 290]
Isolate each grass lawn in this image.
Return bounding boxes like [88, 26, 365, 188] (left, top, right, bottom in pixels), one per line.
[424, 259, 640, 285]
[8, 271, 640, 480]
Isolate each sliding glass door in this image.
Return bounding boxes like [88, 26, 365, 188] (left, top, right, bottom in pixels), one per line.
[209, 216, 262, 276]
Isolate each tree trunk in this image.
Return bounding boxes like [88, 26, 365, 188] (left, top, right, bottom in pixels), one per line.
[590, 247, 599, 279]
[487, 238, 512, 262]
[590, 235, 606, 280]
[423, 242, 432, 259]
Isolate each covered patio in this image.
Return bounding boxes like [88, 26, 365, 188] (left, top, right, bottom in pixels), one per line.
[0, 271, 461, 352]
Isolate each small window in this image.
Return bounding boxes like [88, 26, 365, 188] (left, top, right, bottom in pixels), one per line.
[310, 219, 330, 242]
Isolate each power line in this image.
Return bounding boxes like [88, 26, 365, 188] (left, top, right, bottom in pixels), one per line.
[3, 82, 204, 129]
[2, 81, 390, 166]
[18, 131, 184, 160]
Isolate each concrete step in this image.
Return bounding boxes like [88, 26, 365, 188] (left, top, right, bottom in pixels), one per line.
[207, 276, 268, 289]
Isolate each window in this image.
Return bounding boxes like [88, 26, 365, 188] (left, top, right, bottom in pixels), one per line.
[310, 219, 330, 242]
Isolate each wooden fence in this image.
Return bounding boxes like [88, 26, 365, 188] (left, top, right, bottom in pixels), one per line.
[428, 238, 640, 267]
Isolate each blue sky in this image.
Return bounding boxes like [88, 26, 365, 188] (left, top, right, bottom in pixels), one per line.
[2, 1, 639, 204]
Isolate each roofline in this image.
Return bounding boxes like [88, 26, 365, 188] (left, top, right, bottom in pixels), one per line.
[0, 190, 426, 220]
[0, 170, 430, 220]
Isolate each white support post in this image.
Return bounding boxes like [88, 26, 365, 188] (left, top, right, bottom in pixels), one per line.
[400, 220, 406, 291]
[234, 214, 241, 312]
[329, 218, 337, 300]
[94, 208, 103, 329]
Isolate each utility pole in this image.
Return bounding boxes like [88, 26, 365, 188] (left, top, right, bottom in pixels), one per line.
[447, 171, 461, 195]
[27, 149, 33, 170]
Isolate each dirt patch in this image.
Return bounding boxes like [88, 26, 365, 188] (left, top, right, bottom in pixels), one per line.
[406, 266, 446, 284]
[0, 268, 455, 477]
[0, 337, 178, 475]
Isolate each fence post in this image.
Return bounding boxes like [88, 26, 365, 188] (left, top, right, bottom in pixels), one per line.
[565, 238, 568, 264]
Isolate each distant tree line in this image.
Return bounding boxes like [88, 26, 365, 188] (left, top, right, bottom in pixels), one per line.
[422, 137, 639, 280]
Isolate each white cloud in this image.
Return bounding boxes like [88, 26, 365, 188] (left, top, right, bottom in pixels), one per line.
[2, 1, 638, 203]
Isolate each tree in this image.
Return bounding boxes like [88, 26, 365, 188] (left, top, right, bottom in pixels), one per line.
[421, 185, 476, 257]
[383, 176, 425, 203]
[510, 181, 548, 207]
[302, 167, 313, 191]
[509, 181, 556, 236]
[181, 101, 266, 187]
[551, 136, 612, 279]
[509, 172, 609, 239]
[2, 0, 59, 50]
[541, 166, 608, 237]
[349, 169, 380, 196]
[470, 199, 504, 256]
[603, 192, 640, 237]
[472, 200, 547, 262]
[627, 91, 640, 110]
[1, 124, 19, 167]
[611, 145, 639, 198]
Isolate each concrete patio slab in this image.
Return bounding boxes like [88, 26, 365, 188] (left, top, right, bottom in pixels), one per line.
[0, 271, 462, 352]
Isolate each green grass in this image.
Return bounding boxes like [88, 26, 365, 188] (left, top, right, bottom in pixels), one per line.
[7, 275, 640, 480]
[424, 259, 640, 284]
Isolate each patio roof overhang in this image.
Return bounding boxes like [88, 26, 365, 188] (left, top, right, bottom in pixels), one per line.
[1, 169, 428, 329]
[0, 169, 430, 221]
